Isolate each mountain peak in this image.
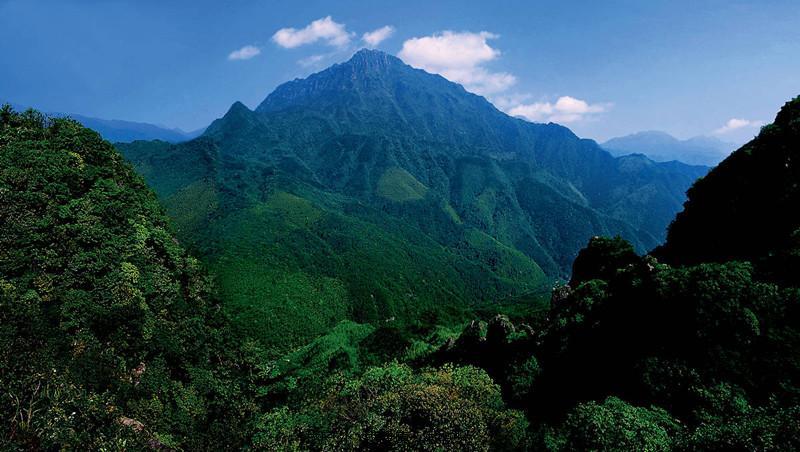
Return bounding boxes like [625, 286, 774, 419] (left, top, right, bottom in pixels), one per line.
[229, 100, 250, 113]
[202, 100, 255, 137]
[219, 100, 253, 122]
[346, 48, 401, 69]
[256, 49, 418, 113]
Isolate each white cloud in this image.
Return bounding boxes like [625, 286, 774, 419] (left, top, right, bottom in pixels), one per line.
[228, 45, 261, 61]
[362, 25, 395, 47]
[507, 96, 610, 123]
[713, 118, 764, 135]
[272, 16, 352, 49]
[298, 54, 326, 67]
[398, 31, 516, 96]
[398, 31, 608, 123]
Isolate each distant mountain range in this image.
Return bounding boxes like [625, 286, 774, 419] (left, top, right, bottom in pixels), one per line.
[65, 113, 204, 143]
[118, 49, 707, 348]
[602, 131, 735, 166]
[0, 100, 203, 142]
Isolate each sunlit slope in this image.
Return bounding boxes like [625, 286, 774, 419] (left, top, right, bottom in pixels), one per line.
[118, 50, 704, 348]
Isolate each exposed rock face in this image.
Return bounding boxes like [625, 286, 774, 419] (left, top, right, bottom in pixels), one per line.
[456, 320, 487, 349]
[487, 314, 516, 346]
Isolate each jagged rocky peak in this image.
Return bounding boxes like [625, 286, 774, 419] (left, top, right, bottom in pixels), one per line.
[344, 48, 403, 73]
[256, 49, 411, 113]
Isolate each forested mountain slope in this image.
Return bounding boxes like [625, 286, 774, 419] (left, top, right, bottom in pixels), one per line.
[0, 106, 529, 450]
[656, 96, 800, 285]
[0, 107, 253, 449]
[3, 91, 798, 452]
[119, 49, 705, 349]
[410, 96, 800, 450]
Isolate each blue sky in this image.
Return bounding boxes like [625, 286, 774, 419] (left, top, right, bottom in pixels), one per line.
[1, 0, 797, 142]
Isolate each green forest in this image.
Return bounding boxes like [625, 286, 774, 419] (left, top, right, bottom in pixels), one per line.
[116, 50, 706, 353]
[2, 95, 799, 449]
[1, 47, 799, 449]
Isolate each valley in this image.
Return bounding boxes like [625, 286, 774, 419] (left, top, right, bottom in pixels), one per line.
[2, 4, 798, 447]
[119, 50, 706, 350]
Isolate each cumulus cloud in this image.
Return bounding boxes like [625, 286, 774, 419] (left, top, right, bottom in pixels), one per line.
[362, 25, 395, 47]
[228, 45, 261, 61]
[272, 16, 352, 49]
[399, 31, 516, 96]
[269, 23, 608, 124]
[713, 118, 764, 135]
[507, 96, 610, 123]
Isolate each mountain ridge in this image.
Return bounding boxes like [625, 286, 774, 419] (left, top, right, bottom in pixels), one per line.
[655, 95, 800, 283]
[0, 100, 204, 142]
[119, 49, 706, 348]
[603, 130, 734, 166]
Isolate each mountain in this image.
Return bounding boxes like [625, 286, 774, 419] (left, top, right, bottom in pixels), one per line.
[655, 96, 800, 283]
[602, 130, 734, 166]
[0, 100, 202, 142]
[3, 73, 796, 452]
[118, 49, 706, 349]
[420, 96, 800, 450]
[0, 105, 533, 450]
[68, 113, 204, 142]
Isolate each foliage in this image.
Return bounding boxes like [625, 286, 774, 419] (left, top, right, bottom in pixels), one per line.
[3, 84, 800, 450]
[117, 49, 703, 350]
[507, 355, 541, 402]
[657, 96, 800, 286]
[0, 107, 256, 449]
[570, 235, 640, 285]
[555, 397, 681, 451]
[422, 95, 800, 446]
[255, 362, 529, 451]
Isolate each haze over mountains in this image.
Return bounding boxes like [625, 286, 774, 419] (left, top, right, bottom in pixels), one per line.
[602, 131, 736, 166]
[1, 100, 203, 142]
[118, 49, 707, 347]
[66, 114, 205, 143]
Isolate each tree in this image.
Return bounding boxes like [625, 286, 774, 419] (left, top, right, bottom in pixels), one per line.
[556, 397, 680, 451]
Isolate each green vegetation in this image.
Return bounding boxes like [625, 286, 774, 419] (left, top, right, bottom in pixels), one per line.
[377, 166, 428, 201]
[118, 49, 703, 353]
[656, 96, 800, 286]
[0, 107, 532, 449]
[555, 397, 680, 451]
[3, 80, 799, 448]
[117, 141, 551, 350]
[0, 107, 254, 449]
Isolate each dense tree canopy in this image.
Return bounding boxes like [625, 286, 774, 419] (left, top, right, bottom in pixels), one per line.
[0, 107, 536, 449]
[0, 107, 256, 449]
[2, 94, 800, 450]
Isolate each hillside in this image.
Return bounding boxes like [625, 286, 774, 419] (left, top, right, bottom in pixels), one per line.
[3, 82, 799, 452]
[409, 96, 800, 450]
[0, 107, 252, 449]
[119, 49, 705, 349]
[0, 106, 533, 450]
[655, 96, 800, 284]
[603, 131, 732, 166]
